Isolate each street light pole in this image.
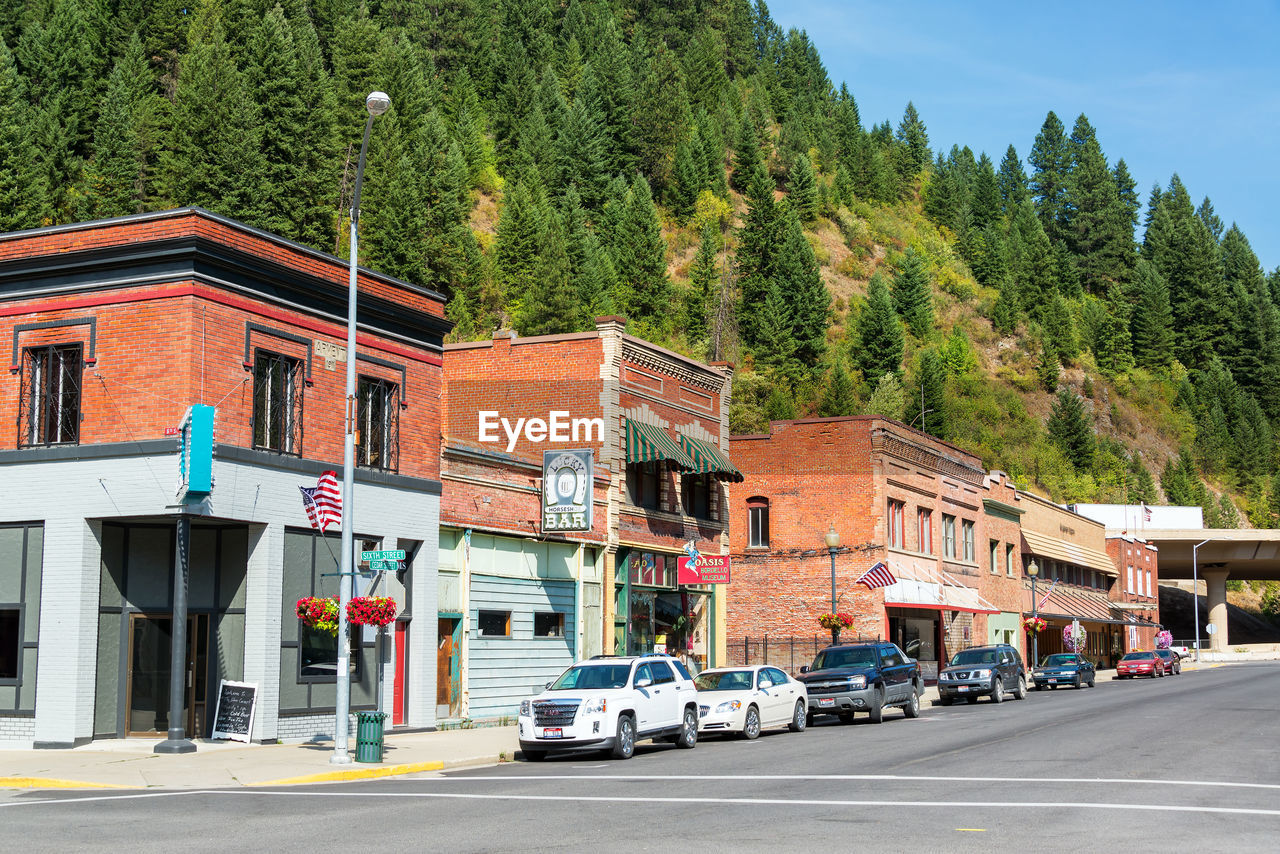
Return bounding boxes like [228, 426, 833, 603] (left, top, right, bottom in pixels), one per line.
[1028, 559, 1040, 667]
[1192, 538, 1209, 664]
[825, 525, 840, 614]
[332, 91, 391, 766]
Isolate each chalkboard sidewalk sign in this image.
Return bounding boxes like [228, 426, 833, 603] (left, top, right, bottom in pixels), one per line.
[211, 680, 258, 743]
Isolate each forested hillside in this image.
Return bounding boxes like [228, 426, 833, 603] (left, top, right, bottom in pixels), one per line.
[2, 0, 1278, 524]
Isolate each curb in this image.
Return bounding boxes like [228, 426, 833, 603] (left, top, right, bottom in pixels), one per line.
[251, 760, 446, 787]
[0, 777, 139, 790]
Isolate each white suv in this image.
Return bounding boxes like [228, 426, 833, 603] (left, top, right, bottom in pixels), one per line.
[517, 654, 700, 760]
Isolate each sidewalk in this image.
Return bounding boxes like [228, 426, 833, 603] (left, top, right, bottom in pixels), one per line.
[0, 725, 517, 791]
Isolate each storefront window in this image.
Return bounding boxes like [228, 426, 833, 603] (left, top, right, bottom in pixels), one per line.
[618, 549, 713, 673]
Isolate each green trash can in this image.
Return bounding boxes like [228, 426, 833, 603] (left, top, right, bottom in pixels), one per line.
[355, 711, 388, 763]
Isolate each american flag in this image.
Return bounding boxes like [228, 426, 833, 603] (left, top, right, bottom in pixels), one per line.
[855, 561, 897, 589]
[1142, 503, 1152, 522]
[300, 470, 342, 531]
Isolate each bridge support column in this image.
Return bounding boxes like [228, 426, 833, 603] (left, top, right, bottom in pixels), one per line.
[1203, 569, 1230, 652]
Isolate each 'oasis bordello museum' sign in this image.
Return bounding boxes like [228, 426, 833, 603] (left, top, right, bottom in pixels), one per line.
[542, 449, 593, 533]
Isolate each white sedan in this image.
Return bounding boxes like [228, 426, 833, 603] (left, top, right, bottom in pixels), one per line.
[694, 665, 808, 739]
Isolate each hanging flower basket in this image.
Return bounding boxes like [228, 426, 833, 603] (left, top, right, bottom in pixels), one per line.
[1022, 616, 1046, 634]
[296, 596, 340, 636]
[1155, 629, 1173, 650]
[1063, 623, 1087, 653]
[348, 596, 398, 627]
[818, 612, 855, 644]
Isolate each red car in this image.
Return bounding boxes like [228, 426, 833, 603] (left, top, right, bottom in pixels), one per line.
[1116, 651, 1166, 678]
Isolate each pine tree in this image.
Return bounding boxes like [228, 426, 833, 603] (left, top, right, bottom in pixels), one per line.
[891, 247, 933, 337]
[1036, 336, 1060, 391]
[0, 39, 33, 230]
[161, 1, 263, 217]
[1067, 131, 1130, 293]
[1218, 494, 1240, 529]
[990, 281, 1020, 335]
[818, 358, 857, 417]
[289, 15, 342, 250]
[1043, 293, 1079, 363]
[903, 348, 948, 439]
[1028, 111, 1070, 244]
[753, 280, 796, 376]
[774, 208, 829, 369]
[1161, 449, 1199, 505]
[80, 33, 163, 219]
[518, 211, 578, 336]
[1126, 453, 1157, 504]
[669, 132, 704, 223]
[736, 153, 781, 345]
[1091, 291, 1133, 376]
[555, 63, 609, 209]
[997, 144, 1029, 213]
[894, 101, 930, 181]
[1047, 387, 1094, 469]
[613, 173, 670, 325]
[493, 178, 548, 304]
[787, 152, 818, 222]
[686, 220, 720, 343]
[970, 152, 1000, 229]
[16, 0, 110, 154]
[1130, 260, 1174, 370]
[631, 42, 692, 189]
[856, 272, 905, 385]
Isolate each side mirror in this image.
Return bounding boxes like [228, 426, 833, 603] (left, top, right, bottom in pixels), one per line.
[543, 682, 553, 691]
[758, 679, 772, 689]
[635, 677, 652, 689]
[799, 665, 810, 674]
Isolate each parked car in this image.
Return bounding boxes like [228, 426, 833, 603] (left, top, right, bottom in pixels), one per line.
[937, 644, 1027, 704]
[517, 653, 700, 761]
[1169, 645, 1192, 660]
[1116, 651, 1166, 678]
[1031, 653, 1096, 690]
[694, 665, 808, 739]
[1153, 648, 1182, 675]
[797, 642, 922, 724]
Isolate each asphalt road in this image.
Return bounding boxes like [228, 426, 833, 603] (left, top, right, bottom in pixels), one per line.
[4, 662, 1279, 852]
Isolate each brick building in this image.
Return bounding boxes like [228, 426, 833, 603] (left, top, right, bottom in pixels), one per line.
[726, 417, 1000, 681]
[1018, 492, 1159, 667]
[440, 317, 736, 720]
[979, 471, 1027, 659]
[0, 209, 449, 747]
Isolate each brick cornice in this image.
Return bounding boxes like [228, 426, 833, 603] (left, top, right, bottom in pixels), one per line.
[621, 338, 727, 393]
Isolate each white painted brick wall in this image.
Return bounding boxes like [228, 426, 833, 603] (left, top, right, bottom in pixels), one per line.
[0, 715, 36, 747]
[243, 522, 283, 743]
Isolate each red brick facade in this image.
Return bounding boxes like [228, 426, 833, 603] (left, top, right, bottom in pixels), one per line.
[0, 209, 446, 477]
[1106, 535, 1162, 652]
[727, 417, 1003, 676]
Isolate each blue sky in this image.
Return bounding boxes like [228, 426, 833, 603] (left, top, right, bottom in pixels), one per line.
[772, 1, 1280, 271]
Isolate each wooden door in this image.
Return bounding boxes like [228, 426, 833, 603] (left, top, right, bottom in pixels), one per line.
[437, 618, 454, 710]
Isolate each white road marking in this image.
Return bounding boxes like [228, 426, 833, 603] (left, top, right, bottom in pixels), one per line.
[0, 790, 197, 809]
[432, 773, 1280, 791]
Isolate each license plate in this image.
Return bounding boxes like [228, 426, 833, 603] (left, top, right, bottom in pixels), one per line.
[1048, 678, 1057, 684]
[541, 728, 563, 739]
[818, 698, 834, 707]
[958, 686, 969, 692]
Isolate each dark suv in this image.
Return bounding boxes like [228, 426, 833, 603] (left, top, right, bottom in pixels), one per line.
[937, 644, 1026, 705]
[797, 642, 922, 724]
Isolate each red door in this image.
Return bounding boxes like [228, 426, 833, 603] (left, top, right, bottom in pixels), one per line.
[393, 620, 408, 726]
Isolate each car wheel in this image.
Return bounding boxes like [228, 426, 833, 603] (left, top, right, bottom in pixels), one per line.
[838, 711, 855, 724]
[903, 688, 921, 719]
[522, 749, 547, 762]
[1088, 675, 1096, 687]
[1074, 674, 1082, 690]
[805, 712, 815, 728]
[743, 705, 761, 740]
[991, 677, 1004, 704]
[789, 700, 807, 733]
[868, 687, 885, 723]
[1014, 676, 1027, 700]
[677, 707, 698, 749]
[611, 715, 635, 760]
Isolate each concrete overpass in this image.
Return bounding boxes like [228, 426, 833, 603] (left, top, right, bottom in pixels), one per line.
[1125, 529, 1280, 651]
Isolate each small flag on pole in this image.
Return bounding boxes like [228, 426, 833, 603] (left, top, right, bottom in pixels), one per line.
[855, 561, 897, 589]
[300, 470, 342, 531]
[1142, 503, 1152, 523]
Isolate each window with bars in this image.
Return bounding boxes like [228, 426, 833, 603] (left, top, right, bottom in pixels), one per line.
[252, 351, 303, 454]
[356, 376, 399, 472]
[19, 343, 82, 447]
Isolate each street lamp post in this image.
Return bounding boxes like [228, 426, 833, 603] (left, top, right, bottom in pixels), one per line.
[825, 525, 841, 614]
[1192, 538, 1210, 663]
[1028, 558, 1040, 667]
[332, 91, 391, 766]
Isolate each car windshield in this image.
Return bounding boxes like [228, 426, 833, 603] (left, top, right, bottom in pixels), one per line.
[811, 648, 876, 670]
[949, 649, 999, 666]
[694, 671, 754, 691]
[548, 663, 631, 690]
[1121, 652, 1154, 661]
[1042, 654, 1079, 666]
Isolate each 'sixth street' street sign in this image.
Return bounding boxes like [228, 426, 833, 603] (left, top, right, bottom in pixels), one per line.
[677, 554, 731, 585]
[361, 549, 405, 572]
[542, 449, 593, 533]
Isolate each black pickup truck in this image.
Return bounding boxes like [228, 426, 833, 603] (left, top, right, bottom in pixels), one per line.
[797, 642, 922, 724]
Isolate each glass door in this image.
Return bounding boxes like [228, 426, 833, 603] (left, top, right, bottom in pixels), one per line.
[126, 614, 208, 737]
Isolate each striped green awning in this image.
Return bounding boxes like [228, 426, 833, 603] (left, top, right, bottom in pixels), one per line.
[679, 434, 745, 483]
[625, 419, 696, 470]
